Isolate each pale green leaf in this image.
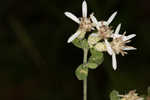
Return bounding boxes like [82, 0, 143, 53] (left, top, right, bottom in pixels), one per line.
[110, 90, 120, 100]
[72, 38, 82, 48]
[86, 63, 98, 69]
[75, 64, 88, 80]
[72, 39, 88, 49]
[88, 48, 104, 65]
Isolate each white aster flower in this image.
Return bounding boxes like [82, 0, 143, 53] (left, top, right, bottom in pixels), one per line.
[89, 12, 117, 54]
[90, 11, 117, 39]
[64, 1, 93, 43]
[107, 24, 136, 70]
[118, 90, 144, 100]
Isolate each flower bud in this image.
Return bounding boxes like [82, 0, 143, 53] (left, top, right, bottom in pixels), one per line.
[94, 42, 106, 52]
[88, 34, 101, 48]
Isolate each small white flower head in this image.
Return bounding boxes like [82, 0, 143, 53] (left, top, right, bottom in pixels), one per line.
[90, 12, 117, 53]
[119, 90, 144, 100]
[109, 24, 136, 70]
[90, 12, 117, 40]
[98, 23, 114, 39]
[64, 1, 93, 43]
[111, 32, 136, 56]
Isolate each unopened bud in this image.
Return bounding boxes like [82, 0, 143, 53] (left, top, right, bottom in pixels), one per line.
[94, 42, 106, 52]
[88, 34, 101, 48]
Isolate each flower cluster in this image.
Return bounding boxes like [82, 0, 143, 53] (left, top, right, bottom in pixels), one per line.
[64, 0, 136, 70]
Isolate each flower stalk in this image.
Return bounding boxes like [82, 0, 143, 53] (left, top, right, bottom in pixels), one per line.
[83, 48, 88, 100]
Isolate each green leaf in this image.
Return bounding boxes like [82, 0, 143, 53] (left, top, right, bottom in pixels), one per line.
[75, 64, 88, 80]
[88, 48, 104, 65]
[90, 48, 102, 56]
[72, 39, 88, 49]
[72, 38, 82, 48]
[110, 90, 120, 100]
[86, 63, 98, 69]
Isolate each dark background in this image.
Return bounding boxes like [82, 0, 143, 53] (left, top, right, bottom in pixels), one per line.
[0, 0, 150, 100]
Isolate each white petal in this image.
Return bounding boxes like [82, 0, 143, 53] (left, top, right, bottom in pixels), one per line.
[105, 39, 113, 55]
[111, 34, 122, 39]
[107, 11, 117, 25]
[90, 33, 99, 37]
[90, 14, 100, 29]
[64, 12, 80, 24]
[67, 30, 81, 43]
[112, 53, 117, 70]
[91, 27, 95, 30]
[123, 47, 136, 51]
[111, 24, 122, 39]
[82, 1, 87, 17]
[99, 21, 108, 26]
[115, 24, 121, 35]
[123, 34, 136, 41]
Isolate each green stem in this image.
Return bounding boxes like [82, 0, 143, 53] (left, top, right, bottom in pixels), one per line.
[83, 48, 88, 100]
[83, 78, 87, 100]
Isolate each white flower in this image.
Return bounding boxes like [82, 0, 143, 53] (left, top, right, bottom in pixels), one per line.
[107, 24, 136, 70]
[64, 1, 93, 43]
[90, 12, 117, 54]
[91, 11, 117, 28]
[118, 90, 144, 100]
